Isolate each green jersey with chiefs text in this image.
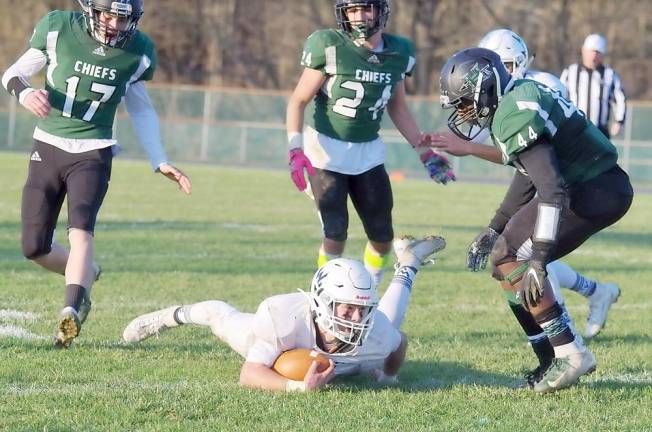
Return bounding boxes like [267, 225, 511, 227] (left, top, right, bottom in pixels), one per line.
[301, 29, 415, 143]
[491, 80, 617, 184]
[29, 10, 156, 140]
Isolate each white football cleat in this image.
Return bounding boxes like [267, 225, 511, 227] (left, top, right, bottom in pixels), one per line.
[393, 235, 446, 269]
[533, 350, 596, 394]
[123, 306, 180, 343]
[53, 306, 81, 349]
[585, 283, 620, 339]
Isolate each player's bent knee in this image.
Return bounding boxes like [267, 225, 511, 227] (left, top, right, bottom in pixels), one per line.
[21, 237, 51, 260]
[494, 261, 528, 289]
[363, 216, 393, 243]
[323, 215, 348, 242]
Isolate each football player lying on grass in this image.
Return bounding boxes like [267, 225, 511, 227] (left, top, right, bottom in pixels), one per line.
[123, 235, 445, 392]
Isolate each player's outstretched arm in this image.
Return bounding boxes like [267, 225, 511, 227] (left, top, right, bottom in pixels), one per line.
[239, 359, 335, 392]
[386, 81, 422, 148]
[387, 83, 455, 184]
[285, 68, 324, 192]
[426, 131, 503, 163]
[377, 332, 407, 381]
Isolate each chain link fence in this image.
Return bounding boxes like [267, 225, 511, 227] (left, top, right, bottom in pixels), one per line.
[1, 84, 651, 185]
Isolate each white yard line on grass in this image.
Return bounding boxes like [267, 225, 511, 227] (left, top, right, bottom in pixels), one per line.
[0, 324, 46, 340]
[0, 309, 38, 321]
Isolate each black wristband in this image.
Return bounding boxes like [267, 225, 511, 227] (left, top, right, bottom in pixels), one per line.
[6, 76, 30, 100]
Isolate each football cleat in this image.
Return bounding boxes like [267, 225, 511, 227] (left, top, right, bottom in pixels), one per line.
[585, 283, 620, 339]
[533, 350, 596, 394]
[53, 307, 81, 349]
[123, 306, 180, 343]
[393, 235, 446, 269]
[79, 265, 102, 324]
[521, 363, 550, 389]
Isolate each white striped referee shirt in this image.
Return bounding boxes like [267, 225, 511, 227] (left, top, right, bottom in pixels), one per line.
[560, 63, 627, 136]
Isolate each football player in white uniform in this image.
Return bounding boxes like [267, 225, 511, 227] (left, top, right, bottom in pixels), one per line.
[123, 235, 445, 391]
[426, 29, 620, 387]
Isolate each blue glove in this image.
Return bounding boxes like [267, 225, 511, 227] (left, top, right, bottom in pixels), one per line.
[419, 149, 456, 184]
[467, 227, 499, 271]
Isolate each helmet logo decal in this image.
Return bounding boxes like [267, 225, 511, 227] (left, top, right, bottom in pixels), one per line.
[460, 63, 491, 96]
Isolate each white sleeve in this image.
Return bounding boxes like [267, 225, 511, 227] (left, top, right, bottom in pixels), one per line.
[2, 48, 47, 104]
[124, 81, 168, 171]
[245, 300, 283, 366]
[471, 127, 491, 144]
[611, 70, 627, 123]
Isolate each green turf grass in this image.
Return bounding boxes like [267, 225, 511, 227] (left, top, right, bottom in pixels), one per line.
[1, 152, 650, 431]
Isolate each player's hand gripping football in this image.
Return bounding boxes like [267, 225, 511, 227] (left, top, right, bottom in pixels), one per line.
[467, 227, 499, 271]
[288, 148, 315, 192]
[303, 358, 335, 390]
[520, 260, 547, 309]
[159, 163, 192, 195]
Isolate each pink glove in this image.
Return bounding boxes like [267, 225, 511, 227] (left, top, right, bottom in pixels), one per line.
[288, 148, 315, 191]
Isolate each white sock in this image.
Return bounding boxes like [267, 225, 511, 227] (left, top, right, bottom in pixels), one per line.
[175, 301, 233, 327]
[553, 337, 585, 358]
[377, 266, 417, 328]
[547, 261, 578, 289]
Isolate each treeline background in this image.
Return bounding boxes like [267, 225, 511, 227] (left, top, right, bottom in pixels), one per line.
[2, 0, 652, 99]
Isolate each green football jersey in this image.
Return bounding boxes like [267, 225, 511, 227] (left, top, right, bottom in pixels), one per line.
[29, 10, 156, 140]
[301, 29, 416, 143]
[491, 80, 618, 184]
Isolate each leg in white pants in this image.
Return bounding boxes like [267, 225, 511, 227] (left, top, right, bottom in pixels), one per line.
[178, 301, 256, 358]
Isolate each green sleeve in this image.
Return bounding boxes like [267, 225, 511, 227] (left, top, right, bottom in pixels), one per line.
[140, 42, 157, 82]
[493, 92, 553, 155]
[404, 39, 416, 77]
[29, 12, 54, 52]
[300, 30, 327, 71]
[131, 33, 157, 82]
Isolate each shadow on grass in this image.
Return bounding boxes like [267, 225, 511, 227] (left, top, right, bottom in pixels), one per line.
[331, 360, 523, 392]
[585, 333, 652, 345]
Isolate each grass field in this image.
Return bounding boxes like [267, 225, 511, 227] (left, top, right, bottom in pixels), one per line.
[1, 151, 651, 431]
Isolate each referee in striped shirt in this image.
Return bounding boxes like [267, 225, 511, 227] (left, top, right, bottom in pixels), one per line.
[561, 34, 627, 138]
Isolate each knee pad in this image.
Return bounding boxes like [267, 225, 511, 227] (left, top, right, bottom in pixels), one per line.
[362, 214, 393, 243]
[322, 212, 348, 242]
[490, 235, 509, 280]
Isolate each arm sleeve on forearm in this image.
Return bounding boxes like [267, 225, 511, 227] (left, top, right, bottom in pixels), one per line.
[2, 48, 46, 102]
[124, 81, 168, 171]
[516, 138, 568, 261]
[489, 170, 536, 233]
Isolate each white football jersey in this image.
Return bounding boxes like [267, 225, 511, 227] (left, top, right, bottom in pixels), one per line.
[245, 292, 401, 376]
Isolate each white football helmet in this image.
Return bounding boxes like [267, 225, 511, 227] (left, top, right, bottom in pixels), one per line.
[479, 29, 529, 79]
[310, 258, 378, 348]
